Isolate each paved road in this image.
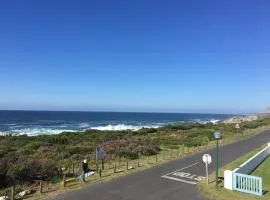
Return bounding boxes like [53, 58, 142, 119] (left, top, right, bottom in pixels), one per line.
[55, 130, 270, 200]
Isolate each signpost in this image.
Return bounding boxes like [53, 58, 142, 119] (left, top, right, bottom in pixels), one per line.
[202, 154, 212, 184]
[96, 145, 106, 170]
[235, 124, 240, 136]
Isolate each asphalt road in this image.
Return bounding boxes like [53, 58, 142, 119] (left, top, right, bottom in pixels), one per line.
[55, 130, 270, 200]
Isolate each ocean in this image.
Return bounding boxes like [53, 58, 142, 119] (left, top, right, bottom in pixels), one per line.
[0, 111, 235, 136]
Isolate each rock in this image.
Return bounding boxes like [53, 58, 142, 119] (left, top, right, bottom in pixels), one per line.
[0, 196, 9, 200]
[18, 190, 31, 197]
[223, 115, 258, 124]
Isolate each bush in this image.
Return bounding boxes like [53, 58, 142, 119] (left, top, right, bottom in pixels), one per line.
[118, 151, 138, 160]
[47, 136, 70, 145]
[134, 128, 157, 135]
[24, 142, 42, 150]
[7, 158, 59, 183]
[162, 124, 193, 131]
[167, 144, 179, 149]
[69, 147, 95, 155]
[181, 136, 209, 147]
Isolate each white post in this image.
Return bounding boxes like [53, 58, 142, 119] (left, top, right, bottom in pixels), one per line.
[224, 170, 233, 190]
[205, 162, 209, 184]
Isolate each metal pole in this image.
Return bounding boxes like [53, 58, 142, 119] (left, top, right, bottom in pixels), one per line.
[11, 186, 14, 200]
[216, 139, 219, 187]
[40, 180, 43, 193]
[206, 162, 208, 184]
[72, 163, 75, 175]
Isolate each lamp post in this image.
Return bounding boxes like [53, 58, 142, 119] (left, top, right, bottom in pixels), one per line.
[214, 131, 221, 187]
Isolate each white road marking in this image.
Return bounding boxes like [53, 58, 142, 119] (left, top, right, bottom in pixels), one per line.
[162, 162, 200, 177]
[161, 162, 205, 185]
[162, 175, 197, 185]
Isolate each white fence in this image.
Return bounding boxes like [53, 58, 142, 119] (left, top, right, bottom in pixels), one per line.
[224, 143, 270, 196]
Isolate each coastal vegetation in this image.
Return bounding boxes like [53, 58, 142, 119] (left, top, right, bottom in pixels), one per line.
[1, 117, 270, 192]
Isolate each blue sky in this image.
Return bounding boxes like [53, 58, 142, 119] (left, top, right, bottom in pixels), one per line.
[0, 0, 269, 113]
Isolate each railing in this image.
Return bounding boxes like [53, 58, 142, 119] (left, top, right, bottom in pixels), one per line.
[232, 172, 262, 196]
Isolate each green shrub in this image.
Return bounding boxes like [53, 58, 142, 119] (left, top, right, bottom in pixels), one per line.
[69, 147, 95, 155]
[47, 136, 70, 145]
[134, 128, 157, 135]
[24, 142, 42, 150]
[181, 136, 209, 147]
[7, 158, 59, 183]
[118, 151, 138, 160]
[167, 144, 180, 149]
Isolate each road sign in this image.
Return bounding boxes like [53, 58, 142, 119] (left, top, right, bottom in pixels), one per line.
[96, 145, 106, 161]
[202, 154, 212, 164]
[202, 154, 212, 184]
[214, 131, 221, 139]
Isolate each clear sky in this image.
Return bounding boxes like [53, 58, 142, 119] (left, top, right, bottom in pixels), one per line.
[0, 0, 269, 114]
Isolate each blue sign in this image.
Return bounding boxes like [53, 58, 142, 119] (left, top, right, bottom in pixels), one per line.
[96, 145, 106, 161]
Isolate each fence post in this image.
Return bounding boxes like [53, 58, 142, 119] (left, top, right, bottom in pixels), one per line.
[126, 160, 129, 170]
[11, 186, 14, 200]
[40, 180, 43, 193]
[96, 161, 99, 172]
[62, 174, 66, 187]
[59, 166, 63, 175]
[114, 163, 117, 173]
[72, 163, 75, 175]
[163, 151, 166, 160]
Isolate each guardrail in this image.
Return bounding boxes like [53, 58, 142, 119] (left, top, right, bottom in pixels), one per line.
[232, 173, 262, 196]
[234, 143, 270, 174]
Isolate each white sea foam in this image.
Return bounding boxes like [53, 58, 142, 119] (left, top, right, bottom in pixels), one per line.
[194, 119, 220, 124]
[90, 124, 161, 131]
[7, 128, 78, 136]
[1, 119, 220, 136]
[209, 119, 220, 124]
[79, 123, 90, 128]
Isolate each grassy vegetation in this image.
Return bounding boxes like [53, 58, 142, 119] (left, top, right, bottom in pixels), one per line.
[1, 117, 270, 199]
[252, 157, 270, 193]
[199, 143, 270, 200]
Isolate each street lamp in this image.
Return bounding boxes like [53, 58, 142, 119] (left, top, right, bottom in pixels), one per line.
[214, 131, 221, 187]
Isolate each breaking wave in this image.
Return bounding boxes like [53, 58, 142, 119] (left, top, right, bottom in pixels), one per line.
[0, 119, 221, 136]
[90, 124, 161, 131]
[5, 128, 78, 136]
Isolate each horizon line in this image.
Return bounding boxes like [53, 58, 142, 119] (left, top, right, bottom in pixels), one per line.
[0, 109, 249, 115]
